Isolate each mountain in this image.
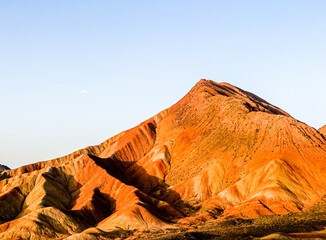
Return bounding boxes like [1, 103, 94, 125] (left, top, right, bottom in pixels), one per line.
[0, 165, 10, 171]
[319, 125, 326, 136]
[1, 79, 326, 240]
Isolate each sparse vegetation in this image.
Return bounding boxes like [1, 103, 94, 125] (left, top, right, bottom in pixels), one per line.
[133, 204, 326, 239]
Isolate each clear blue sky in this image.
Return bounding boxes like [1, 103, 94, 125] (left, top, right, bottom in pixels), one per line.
[1, 1, 326, 169]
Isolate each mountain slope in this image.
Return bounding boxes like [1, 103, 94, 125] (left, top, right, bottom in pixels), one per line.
[319, 125, 326, 137]
[0, 165, 9, 171]
[0, 79, 326, 239]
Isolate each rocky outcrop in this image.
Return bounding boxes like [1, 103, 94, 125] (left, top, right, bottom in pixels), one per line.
[1, 79, 326, 239]
[0, 165, 9, 171]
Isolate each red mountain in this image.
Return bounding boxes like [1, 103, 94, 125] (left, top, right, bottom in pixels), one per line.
[1, 79, 326, 239]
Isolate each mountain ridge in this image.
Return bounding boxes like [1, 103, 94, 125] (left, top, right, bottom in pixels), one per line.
[0, 165, 9, 171]
[319, 125, 326, 136]
[0, 79, 325, 239]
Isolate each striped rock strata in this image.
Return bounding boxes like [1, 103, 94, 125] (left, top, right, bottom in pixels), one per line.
[1, 79, 326, 239]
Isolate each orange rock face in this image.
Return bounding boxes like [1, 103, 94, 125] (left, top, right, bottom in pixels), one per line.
[1, 79, 326, 239]
[319, 125, 326, 137]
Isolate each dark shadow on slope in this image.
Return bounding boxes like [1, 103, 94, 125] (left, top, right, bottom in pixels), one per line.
[317, 130, 326, 142]
[0, 164, 10, 171]
[69, 188, 116, 226]
[35, 154, 202, 228]
[1, 166, 76, 223]
[88, 154, 133, 185]
[0, 169, 87, 236]
[88, 154, 203, 221]
[0, 170, 11, 181]
[0, 186, 26, 222]
[148, 122, 157, 134]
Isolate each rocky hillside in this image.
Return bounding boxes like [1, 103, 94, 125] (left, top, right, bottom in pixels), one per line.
[0, 165, 9, 171]
[319, 125, 326, 137]
[0, 79, 326, 240]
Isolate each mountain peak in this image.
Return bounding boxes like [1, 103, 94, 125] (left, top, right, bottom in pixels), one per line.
[0, 79, 325, 239]
[187, 79, 290, 117]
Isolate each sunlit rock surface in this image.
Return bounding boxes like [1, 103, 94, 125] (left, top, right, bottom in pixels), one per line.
[319, 125, 326, 137]
[1, 79, 326, 239]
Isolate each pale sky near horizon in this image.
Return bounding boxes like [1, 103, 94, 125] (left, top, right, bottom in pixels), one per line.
[1, 1, 326, 169]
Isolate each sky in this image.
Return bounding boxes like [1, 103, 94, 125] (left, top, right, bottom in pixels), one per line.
[1, 1, 326, 169]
